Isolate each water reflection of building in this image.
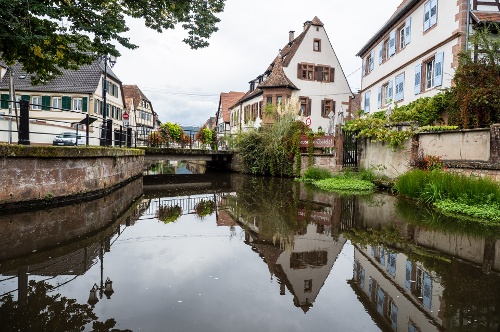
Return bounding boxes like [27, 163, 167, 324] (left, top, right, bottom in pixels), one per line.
[351, 245, 443, 332]
[244, 220, 346, 312]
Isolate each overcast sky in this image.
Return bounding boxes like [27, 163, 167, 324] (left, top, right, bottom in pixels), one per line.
[113, 0, 403, 127]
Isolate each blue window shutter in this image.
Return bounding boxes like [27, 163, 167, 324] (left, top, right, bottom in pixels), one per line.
[353, 260, 358, 280]
[369, 277, 373, 294]
[377, 86, 382, 109]
[405, 16, 412, 45]
[414, 64, 422, 95]
[371, 245, 375, 257]
[434, 52, 444, 86]
[391, 302, 398, 331]
[389, 30, 396, 56]
[369, 50, 375, 71]
[405, 260, 412, 290]
[430, 0, 438, 27]
[362, 58, 366, 77]
[388, 253, 397, 276]
[423, 272, 432, 309]
[380, 248, 386, 266]
[377, 288, 385, 314]
[360, 268, 365, 289]
[379, 43, 383, 64]
[388, 80, 394, 101]
[365, 91, 371, 113]
[395, 76, 401, 101]
[424, 1, 431, 31]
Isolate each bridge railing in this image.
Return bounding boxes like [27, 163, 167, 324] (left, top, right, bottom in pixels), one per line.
[146, 130, 237, 151]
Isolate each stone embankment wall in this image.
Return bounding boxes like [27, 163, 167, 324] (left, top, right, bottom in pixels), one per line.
[359, 125, 500, 181]
[0, 144, 144, 210]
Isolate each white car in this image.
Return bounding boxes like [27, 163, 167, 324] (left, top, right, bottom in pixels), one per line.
[52, 132, 85, 146]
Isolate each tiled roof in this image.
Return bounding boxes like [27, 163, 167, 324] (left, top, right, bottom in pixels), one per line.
[219, 91, 245, 123]
[122, 85, 153, 112]
[258, 54, 298, 90]
[0, 58, 121, 94]
[471, 11, 500, 24]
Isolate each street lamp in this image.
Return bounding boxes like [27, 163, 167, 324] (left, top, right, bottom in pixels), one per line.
[101, 55, 117, 146]
[88, 278, 114, 305]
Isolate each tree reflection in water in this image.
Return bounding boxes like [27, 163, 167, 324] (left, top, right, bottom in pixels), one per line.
[0, 280, 130, 332]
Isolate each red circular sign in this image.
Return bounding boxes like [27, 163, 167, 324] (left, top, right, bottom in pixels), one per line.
[305, 117, 312, 126]
[122, 112, 129, 120]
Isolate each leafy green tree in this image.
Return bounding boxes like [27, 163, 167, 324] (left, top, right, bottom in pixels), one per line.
[0, 0, 225, 84]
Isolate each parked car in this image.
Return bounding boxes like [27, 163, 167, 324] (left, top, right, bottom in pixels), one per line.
[52, 132, 85, 146]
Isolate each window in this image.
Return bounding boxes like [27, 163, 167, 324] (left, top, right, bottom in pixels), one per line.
[266, 96, 272, 105]
[276, 95, 282, 105]
[425, 59, 435, 89]
[382, 83, 389, 106]
[316, 65, 334, 82]
[364, 91, 371, 113]
[298, 63, 314, 80]
[304, 280, 312, 293]
[321, 99, 334, 118]
[399, 26, 406, 50]
[52, 97, 62, 110]
[384, 38, 390, 62]
[73, 98, 82, 111]
[313, 39, 321, 52]
[300, 97, 311, 116]
[32, 96, 41, 110]
[424, 0, 437, 32]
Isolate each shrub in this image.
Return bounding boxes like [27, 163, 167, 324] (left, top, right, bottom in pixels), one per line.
[195, 127, 213, 145]
[159, 122, 184, 143]
[157, 205, 182, 223]
[303, 167, 331, 181]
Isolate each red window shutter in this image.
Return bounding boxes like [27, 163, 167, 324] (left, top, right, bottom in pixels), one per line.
[321, 100, 325, 117]
[307, 98, 312, 116]
[314, 66, 319, 81]
[297, 63, 302, 79]
[330, 68, 335, 82]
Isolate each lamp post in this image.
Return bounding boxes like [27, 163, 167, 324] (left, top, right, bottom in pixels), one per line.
[87, 239, 114, 306]
[101, 55, 117, 146]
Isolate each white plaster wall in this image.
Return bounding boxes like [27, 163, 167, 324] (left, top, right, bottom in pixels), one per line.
[361, 0, 460, 113]
[418, 129, 490, 161]
[284, 25, 352, 132]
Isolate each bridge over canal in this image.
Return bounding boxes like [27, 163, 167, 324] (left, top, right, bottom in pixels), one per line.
[141, 147, 235, 171]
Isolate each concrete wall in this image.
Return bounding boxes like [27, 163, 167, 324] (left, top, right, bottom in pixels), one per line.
[418, 129, 490, 161]
[299, 154, 340, 176]
[0, 144, 144, 208]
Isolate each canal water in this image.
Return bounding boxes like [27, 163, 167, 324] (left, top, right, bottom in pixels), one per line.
[1, 172, 499, 331]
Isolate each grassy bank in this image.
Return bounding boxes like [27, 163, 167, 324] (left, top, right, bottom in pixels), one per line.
[297, 167, 375, 195]
[395, 170, 500, 225]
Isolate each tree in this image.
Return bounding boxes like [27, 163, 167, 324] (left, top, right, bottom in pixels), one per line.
[0, 0, 225, 84]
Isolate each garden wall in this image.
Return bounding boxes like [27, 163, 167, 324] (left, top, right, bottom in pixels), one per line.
[0, 144, 144, 210]
[358, 125, 500, 181]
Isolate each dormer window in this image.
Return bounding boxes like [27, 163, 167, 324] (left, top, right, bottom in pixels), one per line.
[313, 39, 321, 52]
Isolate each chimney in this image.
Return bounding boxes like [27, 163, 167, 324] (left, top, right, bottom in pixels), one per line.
[303, 21, 312, 31]
[289, 31, 295, 43]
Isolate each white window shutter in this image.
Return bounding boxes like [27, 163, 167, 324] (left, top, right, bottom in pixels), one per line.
[414, 64, 422, 95]
[434, 52, 444, 86]
[377, 86, 382, 109]
[362, 58, 366, 77]
[424, 2, 431, 31]
[379, 43, 383, 65]
[388, 80, 393, 101]
[405, 17, 412, 45]
[389, 30, 396, 56]
[430, 0, 438, 27]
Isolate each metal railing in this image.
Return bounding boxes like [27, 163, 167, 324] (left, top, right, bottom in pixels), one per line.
[0, 99, 145, 147]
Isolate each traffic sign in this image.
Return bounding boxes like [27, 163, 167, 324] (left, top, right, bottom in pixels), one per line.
[305, 117, 312, 126]
[122, 112, 129, 120]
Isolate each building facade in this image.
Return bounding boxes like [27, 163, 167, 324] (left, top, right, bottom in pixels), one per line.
[122, 85, 156, 146]
[357, 0, 500, 114]
[0, 58, 126, 145]
[229, 17, 353, 134]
